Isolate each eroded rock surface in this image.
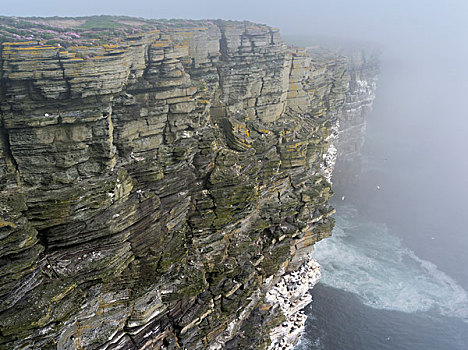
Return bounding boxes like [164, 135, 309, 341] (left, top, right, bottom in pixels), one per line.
[0, 18, 349, 349]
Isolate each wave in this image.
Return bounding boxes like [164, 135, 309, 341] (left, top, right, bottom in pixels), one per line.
[314, 203, 468, 320]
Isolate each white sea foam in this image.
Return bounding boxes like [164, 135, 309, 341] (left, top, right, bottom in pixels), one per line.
[295, 335, 324, 350]
[314, 204, 468, 320]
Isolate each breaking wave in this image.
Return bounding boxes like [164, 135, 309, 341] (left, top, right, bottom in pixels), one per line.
[314, 203, 468, 320]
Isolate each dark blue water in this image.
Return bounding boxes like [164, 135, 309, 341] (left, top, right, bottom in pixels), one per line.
[298, 284, 468, 350]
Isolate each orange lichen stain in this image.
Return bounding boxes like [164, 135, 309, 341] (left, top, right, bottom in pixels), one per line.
[2, 41, 37, 46]
[16, 46, 57, 50]
[233, 123, 250, 138]
[199, 100, 210, 104]
[103, 44, 119, 49]
[153, 42, 171, 47]
[240, 139, 252, 148]
[0, 220, 16, 228]
[240, 126, 250, 138]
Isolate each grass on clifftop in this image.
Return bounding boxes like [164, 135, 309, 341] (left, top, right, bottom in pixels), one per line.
[0, 15, 160, 47]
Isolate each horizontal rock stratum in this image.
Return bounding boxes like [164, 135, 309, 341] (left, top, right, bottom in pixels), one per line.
[0, 16, 351, 349]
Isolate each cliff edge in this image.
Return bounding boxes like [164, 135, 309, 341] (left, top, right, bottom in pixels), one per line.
[0, 16, 354, 349]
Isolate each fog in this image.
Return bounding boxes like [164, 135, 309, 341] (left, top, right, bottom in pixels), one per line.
[3, 0, 468, 346]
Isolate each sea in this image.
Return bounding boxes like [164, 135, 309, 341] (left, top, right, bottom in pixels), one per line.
[296, 35, 468, 350]
[296, 199, 468, 350]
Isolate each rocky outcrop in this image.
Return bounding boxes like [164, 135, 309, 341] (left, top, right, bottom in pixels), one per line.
[0, 18, 349, 349]
[265, 256, 321, 350]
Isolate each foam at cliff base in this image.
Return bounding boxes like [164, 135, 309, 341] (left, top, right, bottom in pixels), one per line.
[314, 203, 468, 320]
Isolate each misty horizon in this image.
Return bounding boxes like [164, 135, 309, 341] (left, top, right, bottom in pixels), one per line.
[1, 1, 467, 349]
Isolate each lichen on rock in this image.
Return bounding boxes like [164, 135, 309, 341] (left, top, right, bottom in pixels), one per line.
[0, 16, 356, 350]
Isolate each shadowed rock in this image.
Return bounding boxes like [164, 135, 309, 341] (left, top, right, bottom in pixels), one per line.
[0, 16, 358, 350]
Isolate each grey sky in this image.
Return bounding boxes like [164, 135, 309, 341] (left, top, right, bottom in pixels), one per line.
[2, 0, 467, 42]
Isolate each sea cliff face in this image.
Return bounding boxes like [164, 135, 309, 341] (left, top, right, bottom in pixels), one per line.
[332, 49, 379, 190]
[0, 17, 350, 349]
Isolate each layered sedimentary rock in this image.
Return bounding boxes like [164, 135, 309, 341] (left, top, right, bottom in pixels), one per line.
[331, 49, 379, 190]
[0, 18, 349, 349]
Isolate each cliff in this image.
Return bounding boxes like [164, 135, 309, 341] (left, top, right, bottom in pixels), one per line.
[332, 48, 379, 190]
[0, 17, 352, 349]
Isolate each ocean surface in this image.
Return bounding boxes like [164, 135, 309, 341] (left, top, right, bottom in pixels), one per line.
[296, 37, 468, 349]
[296, 200, 468, 350]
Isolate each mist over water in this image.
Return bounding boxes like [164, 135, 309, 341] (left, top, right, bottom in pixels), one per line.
[298, 56, 468, 345]
[297, 3, 468, 347]
[354, 40, 468, 291]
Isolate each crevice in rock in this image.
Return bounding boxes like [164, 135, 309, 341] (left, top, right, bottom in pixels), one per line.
[56, 52, 72, 100]
[218, 24, 229, 61]
[0, 119, 20, 181]
[36, 228, 49, 254]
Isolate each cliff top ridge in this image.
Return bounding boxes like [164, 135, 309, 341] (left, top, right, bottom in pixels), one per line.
[0, 15, 272, 47]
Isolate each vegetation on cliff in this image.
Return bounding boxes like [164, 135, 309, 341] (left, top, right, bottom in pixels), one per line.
[0, 16, 163, 46]
[0, 16, 348, 349]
